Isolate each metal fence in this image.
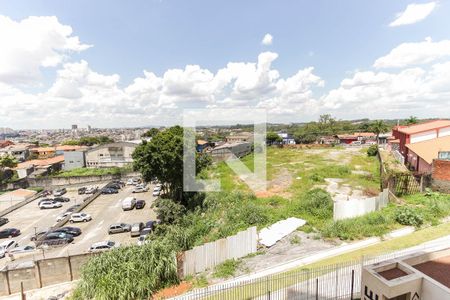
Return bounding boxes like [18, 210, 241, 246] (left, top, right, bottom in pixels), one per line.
[173, 241, 448, 300]
[388, 174, 421, 196]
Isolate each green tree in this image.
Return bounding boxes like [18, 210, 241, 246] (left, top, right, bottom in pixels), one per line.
[132, 126, 211, 204]
[405, 116, 419, 125]
[370, 120, 389, 144]
[266, 132, 282, 145]
[142, 128, 159, 138]
[0, 155, 17, 168]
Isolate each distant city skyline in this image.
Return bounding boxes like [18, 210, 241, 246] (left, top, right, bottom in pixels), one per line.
[1, 1, 450, 129]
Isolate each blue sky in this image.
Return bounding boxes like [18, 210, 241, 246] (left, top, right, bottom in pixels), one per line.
[0, 0, 449, 128]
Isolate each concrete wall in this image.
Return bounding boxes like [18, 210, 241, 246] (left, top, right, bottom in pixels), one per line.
[179, 226, 257, 277]
[410, 130, 437, 144]
[0, 253, 94, 296]
[64, 151, 86, 170]
[27, 172, 139, 189]
[333, 189, 389, 221]
[438, 126, 450, 137]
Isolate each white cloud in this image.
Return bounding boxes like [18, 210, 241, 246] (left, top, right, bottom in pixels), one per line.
[389, 2, 437, 27]
[374, 38, 450, 68]
[261, 33, 273, 46]
[0, 15, 91, 85]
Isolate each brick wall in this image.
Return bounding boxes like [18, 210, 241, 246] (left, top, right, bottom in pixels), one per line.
[432, 159, 450, 193]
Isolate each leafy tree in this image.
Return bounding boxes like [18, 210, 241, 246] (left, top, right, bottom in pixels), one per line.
[405, 116, 419, 125]
[370, 120, 389, 144]
[0, 155, 17, 168]
[266, 132, 282, 145]
[63, 136, 114, 146]
[142, 128, 159, 138]
[132, 126, 211, 204]
[152, 198, 186, 224]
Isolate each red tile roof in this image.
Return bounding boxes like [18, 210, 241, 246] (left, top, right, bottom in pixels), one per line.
[16, 155, 65, 169]
[397, 120, 450, 135]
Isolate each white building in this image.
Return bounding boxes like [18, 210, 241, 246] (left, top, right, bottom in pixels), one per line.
[85, 142, 137, 168]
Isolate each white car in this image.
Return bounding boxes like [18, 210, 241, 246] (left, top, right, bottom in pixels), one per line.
[0, 240, 18, 258]
[137, 228, 152, 246]
[39, 201, 63, 209]
[69, 213, 92, 223]
[85, 187, 97, 194]
[7, 245, 35, 255]
[56, 212, 72, 222]
[126, 179, 135, 185]
[152, 186, 161, 196]
[132, 187, 148, 193]
[89, 240, 120, 252]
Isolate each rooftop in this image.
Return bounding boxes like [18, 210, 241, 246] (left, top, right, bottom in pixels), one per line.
[406, 136, 450, 164]
[413, 255, 450, 288]
[16, 155, 65, 169]
[397, 120, 450, 135]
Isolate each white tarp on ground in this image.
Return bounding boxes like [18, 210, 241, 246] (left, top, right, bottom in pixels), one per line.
[259, 217, 306, 247]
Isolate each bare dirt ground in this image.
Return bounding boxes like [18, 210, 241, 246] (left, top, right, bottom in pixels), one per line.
[255, 168, 293, 198]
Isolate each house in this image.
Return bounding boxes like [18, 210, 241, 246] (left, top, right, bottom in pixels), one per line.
[319, 136, 339, 145]
[361, 247, 450, 300]
[30, 145, 85, 159]
[15, 155, 65, 178]
[277, 132, 296, 144]
[0, 140, 14, 149]
[226, 132, 254, 143]
[336, 132, 376, 144]
[405, 136, 450, 174]
[208, 142, 252, 161]
[196, 140, 210, 153]
[85, 142, 137, 168]
[391, 119, 450, 159]
[0, 144, 31, 162]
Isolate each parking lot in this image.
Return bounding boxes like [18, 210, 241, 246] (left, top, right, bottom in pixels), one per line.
[0, 181, 158, 265]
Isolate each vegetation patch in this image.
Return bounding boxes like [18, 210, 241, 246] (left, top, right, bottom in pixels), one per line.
[51, 165, 132, 177]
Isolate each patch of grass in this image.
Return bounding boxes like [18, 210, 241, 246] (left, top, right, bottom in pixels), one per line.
[290, 235, 301, 245]
[213, 259, 241, 279]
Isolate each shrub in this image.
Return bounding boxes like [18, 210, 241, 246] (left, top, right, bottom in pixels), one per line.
[309, 173, 324, 182]
[394, 207, 423, 227]
[152, 198, 186, 224]
[213, 259, 241, 278]
[367, 145, 378, 156]
[297, 188, 333, 219]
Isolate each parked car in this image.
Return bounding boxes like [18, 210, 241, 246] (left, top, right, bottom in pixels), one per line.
[144, 220, 155, 231]
[0, 240, 18, 258]
[365, 140, 377, 145]
[350, 141, 362, 146]
[122, 197, 136, 211]
[53, 188, 67, 196]
[69, 213, 92, 223]
[152, 189, 161, 197]
[35, 232, 73, 247]
[30, 230, 48, 241]
[111, 180, 125, 187]
[56, 212, 72, 222]
[38, 198, 53, 205]
[52, 197, 70, 203]
[133, 187, 148, 193]
[130, 222, 144, 237]
[0, 228, 20, 239]
[85, 187, 97, 194]
[137, 228, 152, 246]
[135, 200, 146, 209]
[52, 226, 81, 237]
[65, 204, 81, 213]
[0, 218, 9, 227]
[108, 223, 131, 234]
[101, 187, 118, 194]
[89, 240, 120, 252]
[107, 183, 122, 190]
[78, 187, 87, 195]
[7, 245, 35, 255]
[126, 179, 135, 185]
[39, 201, 62, 209]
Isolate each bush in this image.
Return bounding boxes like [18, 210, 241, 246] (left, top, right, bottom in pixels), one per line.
[394, 207, 423, 227]
[309, 173, 324, 182]
[213, 259, 241, 278]
[152, 198, 186, 224]
[367, 145, 378, 156]
[297, 188, 333, 219]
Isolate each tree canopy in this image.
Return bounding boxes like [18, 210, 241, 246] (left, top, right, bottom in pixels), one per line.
[62, 136, 114, 146]
[266, 132, 282, 145]
[141, 128, 159, 138]
[132, 126, 211, 204]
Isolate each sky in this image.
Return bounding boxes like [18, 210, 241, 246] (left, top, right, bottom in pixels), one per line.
[0, 0, 450, 129]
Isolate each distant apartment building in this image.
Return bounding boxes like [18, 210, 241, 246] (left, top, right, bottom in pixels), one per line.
[226, 132, 254, 143]
[85, 142, 137, 168]
[362, 247, 450, 300]
[209, 142, 252, 161]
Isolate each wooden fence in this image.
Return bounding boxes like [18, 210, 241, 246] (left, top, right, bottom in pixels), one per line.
[178, 227, 257, 277]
